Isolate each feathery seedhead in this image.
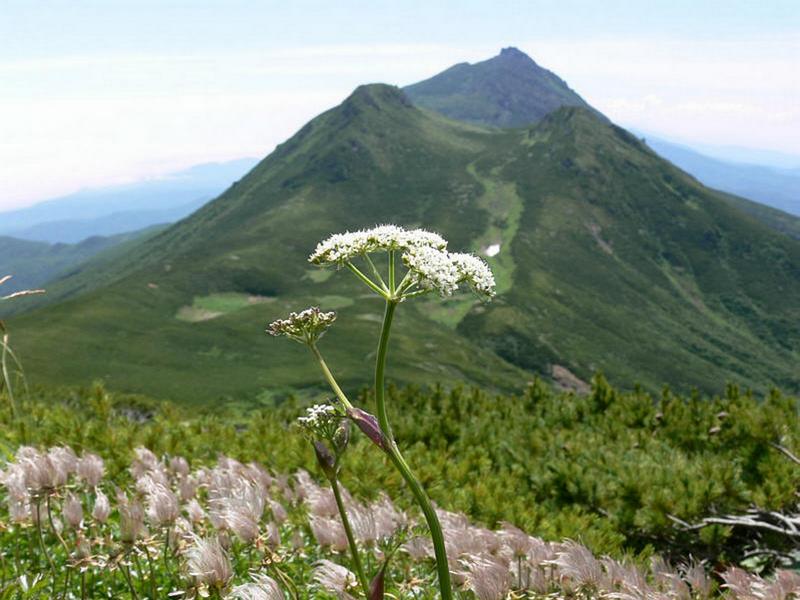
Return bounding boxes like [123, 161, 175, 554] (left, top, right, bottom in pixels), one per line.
[119, 500, 146, 543]
[92, 490, 111, 523]
[186, 535, 233, 589]
[62, 493, 84, 529]
[145, 484, 180, 526]
[267, 307, 336, 345]
[77, 453, 105, 488]
[169, 456, 191, 478]
[312, 559, 359, 597]
[269, 499, 288, 525]
[229, 574, 285, 600]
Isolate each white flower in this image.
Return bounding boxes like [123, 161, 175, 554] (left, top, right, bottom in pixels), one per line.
[297, 404, 338, 429]
[450, 252, 496, 299]
[267, 307, 336, 344]
[402, 246, 460, 297]
[309, 224, 447, 265]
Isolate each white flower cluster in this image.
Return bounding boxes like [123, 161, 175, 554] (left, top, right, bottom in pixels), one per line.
[297, 404, 338, 430]
[450, 252, 496, 299]
[266, 307, 336, 344]
[309, 224, 446, 265]
[309, 224, 496, 300]
[403, 247, 496, 299]
[403, 245, 460, 297]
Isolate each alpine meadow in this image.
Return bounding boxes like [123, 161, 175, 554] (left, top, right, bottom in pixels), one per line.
[1, 36, 800, 600]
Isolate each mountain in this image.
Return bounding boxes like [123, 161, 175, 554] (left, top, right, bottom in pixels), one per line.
[404, 47, 599, 127]
[0, 158, 259, 243]
[5, 52, 800, 404]
[0, 226, 165, 294]
[637, 133, 800, 217]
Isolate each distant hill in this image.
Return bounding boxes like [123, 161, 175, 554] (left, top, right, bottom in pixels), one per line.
[7, 58, 799, 404]
[404, 47, 601, 127]
[637, 133, 799, 217]
[0, 226, 165, 294]
[0, 158, 259, 243]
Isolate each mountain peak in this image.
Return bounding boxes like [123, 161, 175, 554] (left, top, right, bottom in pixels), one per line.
[403, 48, 599, 128]
[343, 84, 413, 112]
[497, 46, 536, 64]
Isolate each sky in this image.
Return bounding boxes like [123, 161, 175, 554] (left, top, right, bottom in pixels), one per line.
[1, 0, 799, 211]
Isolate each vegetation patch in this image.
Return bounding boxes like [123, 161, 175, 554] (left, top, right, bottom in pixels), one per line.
[176, 292, 274, 322]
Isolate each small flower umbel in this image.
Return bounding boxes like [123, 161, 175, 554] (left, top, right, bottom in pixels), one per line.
[266, 307, 336, 345]
[269, 225, 496, 599]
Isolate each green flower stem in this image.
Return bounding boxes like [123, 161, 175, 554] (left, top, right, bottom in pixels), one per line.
[363, 254, 389, 292]
[346, 262, 387, 298]
[330, 475, 370, 597]
[375, 299, 453, 600]
[309, 344, 353, 410]
[388, 250, 396, 291]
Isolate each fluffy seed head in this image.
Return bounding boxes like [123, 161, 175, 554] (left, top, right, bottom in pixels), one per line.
[62, 493, 84, 529]
[229, 574, 285, 600]
[312, 559, 358, 597]
[77, 453, 105, 488]
[92, 490, 111, 523]
[145, 484, 180, 526]
[186, 535, 233, 589]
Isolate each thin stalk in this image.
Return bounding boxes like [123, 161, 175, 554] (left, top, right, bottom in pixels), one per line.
[309, 344, 353, 410]
[374, 301, 397, 440]
[374, 299, 452, 599]
[346, 262, 387, 298]
[121, 561, 139, 600]
[34, 501, 58, 590]
[1, 333, 17, 422]
[46, 494, 71, 554]
[363, 254, 389, 292]
[388, 250, 396, 291]
[330, 476, 370, 597]
[142, 543, 157, 599]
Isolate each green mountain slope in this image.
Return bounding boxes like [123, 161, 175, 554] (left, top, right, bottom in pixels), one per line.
[5, 86, 529, 404]
[6, 71, 800, 403]
[0, 226, 164, 294]
[404, 47, 598, 127]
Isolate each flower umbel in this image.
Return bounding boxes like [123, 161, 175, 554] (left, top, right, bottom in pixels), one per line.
[308, 225, 495, 301]
[267, 307, 336, 345]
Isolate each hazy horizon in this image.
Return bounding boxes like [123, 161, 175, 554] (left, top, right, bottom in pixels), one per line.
[2, 0, 798, 211]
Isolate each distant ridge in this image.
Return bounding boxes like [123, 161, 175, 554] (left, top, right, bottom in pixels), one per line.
[404, 47, 599, 127]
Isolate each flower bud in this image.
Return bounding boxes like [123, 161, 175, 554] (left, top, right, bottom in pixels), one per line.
[313, 441, 337, 480]
[347, 407, 388, 451]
